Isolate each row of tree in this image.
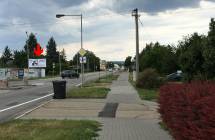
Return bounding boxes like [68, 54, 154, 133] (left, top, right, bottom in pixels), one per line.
[0, 33, 100, 75]
[125, 18, 215, 81]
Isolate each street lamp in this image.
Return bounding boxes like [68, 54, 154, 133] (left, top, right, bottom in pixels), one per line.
[25, 32, 30, 85]
[56, 14, 84, 86]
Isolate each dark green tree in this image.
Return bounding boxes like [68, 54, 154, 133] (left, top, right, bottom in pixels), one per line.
[85, 51, 100, 72]
[124, 56, 132, 71]
[24, 33, 37, 58]
[13, 50, 27, 68]
[0, 46, 13, 67]
[177, 33, 207, 81]
[139, 42, 178, 75]
[106, 62, 114, 69]
[203, 18, 215, 79]
[46, 37, 59, 74]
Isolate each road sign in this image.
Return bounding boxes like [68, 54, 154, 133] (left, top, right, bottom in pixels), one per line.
[79, 48, 86, 56]
[52, 63, 55, 68]
[80, 56, 86, 63]
[29, 59, 46, 68]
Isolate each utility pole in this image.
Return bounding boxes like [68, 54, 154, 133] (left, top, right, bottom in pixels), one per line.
[132, 8, 140, 81]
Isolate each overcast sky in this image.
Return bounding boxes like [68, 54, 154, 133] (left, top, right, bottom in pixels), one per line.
[0, 0, 215, 61]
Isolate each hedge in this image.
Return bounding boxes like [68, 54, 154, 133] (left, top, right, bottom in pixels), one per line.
[159, 81, 215, 140]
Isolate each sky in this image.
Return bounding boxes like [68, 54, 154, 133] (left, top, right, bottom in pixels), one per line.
[0, 0, 215, 61]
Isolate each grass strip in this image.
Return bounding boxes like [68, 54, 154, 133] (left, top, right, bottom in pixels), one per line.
[129, 73, 159, 101]
[0, 119, 100, 140]
[67, 87, 110, 99]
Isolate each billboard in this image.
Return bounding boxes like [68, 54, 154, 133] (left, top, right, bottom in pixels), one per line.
[29, 59, 46, 68]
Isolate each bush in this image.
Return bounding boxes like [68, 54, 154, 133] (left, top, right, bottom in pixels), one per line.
[159, 81, 215, 140]
[136, 68, 163, 89]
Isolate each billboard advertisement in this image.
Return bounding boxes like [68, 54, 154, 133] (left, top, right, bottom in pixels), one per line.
[29, 59, 46, 68]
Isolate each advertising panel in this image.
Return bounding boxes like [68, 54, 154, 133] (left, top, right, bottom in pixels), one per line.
[29, 59, 46, 68]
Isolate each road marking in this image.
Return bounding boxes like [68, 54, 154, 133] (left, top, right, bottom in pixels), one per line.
[0, 93, 53, 113]
[15, 99, 53, 119]
[75, 83, 82, 87]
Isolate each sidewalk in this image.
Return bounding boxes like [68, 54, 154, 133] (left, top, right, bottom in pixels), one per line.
[22, 72, 172, 140]
[98, 72, 171, 140]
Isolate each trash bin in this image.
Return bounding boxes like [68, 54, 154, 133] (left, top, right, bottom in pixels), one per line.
[52, 80, 66, 99]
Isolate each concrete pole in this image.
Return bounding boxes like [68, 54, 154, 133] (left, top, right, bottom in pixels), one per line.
[132, 9, 140, 81]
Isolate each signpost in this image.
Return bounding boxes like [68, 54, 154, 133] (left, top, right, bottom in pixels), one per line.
[79, 48, 86, 87]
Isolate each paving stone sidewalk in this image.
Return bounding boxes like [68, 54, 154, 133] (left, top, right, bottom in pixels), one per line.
[98, 72, 172, 140]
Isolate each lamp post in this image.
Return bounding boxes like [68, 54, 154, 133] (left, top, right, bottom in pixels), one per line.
[56, 14, 84, 86]
[25, 31, 30, 85]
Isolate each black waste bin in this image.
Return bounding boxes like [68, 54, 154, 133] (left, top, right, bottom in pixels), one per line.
[52, 80, 66, 99]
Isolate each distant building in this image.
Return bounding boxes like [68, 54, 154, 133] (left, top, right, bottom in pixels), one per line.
[100, 60, 107, 71]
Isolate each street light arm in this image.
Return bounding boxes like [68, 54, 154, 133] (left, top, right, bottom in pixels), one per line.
[56, 14, 82, 18]
[56, 14, 65, 18]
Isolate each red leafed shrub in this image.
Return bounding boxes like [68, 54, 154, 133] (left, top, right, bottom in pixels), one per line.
[159, 81, 215, 140]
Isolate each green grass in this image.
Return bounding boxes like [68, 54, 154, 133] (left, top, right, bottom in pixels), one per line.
[67, 87, 110, 99]
[159, 121, 169, 131]
[136, 88, 158, 101]
[29, 76, 58, 80]
[0, 119, 100, 140]
[67, 74, 118, 99]
[94, 74, 119, 83]
[129, 73, 159, 101]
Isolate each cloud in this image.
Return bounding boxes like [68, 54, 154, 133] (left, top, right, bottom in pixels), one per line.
[52, 0, 87, 8]
[109, 0, 215, 13]
[0, 0, 215, 62]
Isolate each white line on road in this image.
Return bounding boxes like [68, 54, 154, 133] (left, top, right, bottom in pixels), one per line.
[0, 93, 54, 113]
[75, 83, 82, 87]
[15, 99, 53, 119]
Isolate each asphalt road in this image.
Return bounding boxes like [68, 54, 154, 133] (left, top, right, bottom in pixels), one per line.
[0, 71, 109, 122]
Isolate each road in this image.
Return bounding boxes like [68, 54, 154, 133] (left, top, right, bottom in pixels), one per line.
[0, 71, 108, 122]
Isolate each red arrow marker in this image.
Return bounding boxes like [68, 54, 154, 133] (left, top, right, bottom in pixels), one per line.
[34, 43, 43, 56]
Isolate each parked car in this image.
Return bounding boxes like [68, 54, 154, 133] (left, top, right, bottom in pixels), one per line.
[61, 70, 79, 79]
[166, 70, 183, 81]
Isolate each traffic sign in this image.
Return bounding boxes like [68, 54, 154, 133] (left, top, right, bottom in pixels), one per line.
[80, 56, 86, 63]
[79, 48, 86, 56]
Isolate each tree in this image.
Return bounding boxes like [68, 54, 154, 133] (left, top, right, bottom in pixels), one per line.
[13, 50, 27, 68]
[106, 62, 114, 69]
[24, 33, 37, 58]
[0, 46, 13, 67]
[177, 33, 207, 81]
[46, 37, 59, 74]
[71, 50, 100, 72]
[84, 51, 100, 72]
[124, 56, 132, 71]
[139, 42, 179, 75]
[60, 48, 67, 63]
[203, 18, 215, 79]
